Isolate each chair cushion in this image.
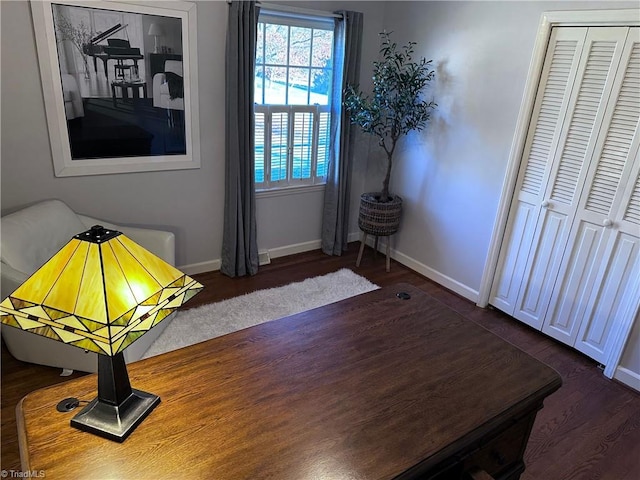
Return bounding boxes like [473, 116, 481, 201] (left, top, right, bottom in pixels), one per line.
[1, 200, 87, 275]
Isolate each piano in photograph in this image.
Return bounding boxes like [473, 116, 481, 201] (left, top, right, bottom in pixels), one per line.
[83, 23, 144, 81]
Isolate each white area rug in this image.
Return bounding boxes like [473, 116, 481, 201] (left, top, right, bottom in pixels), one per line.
[142, 268, 379, 359]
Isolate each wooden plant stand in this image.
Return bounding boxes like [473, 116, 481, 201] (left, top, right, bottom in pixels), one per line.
[356, 231, 393, 272]
[356, 193, 402, 272]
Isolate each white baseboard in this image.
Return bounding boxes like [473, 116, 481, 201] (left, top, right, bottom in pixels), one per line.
[179, 252, 272, 274]
[177, 241, 321, 275]
[178, 233, 479, 304]
[179, 259, 220, 276]
[348, 231, 363, 242]
[394, 252, 479, 302]
[351, 232, 479, 303]
[613, 366, 640, 392]
[268, 240, 322, 259]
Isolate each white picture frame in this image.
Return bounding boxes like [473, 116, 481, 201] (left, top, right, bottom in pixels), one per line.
[30, 0, 200, 177]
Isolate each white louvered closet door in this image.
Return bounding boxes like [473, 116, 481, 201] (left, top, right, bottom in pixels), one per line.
[491, 26, 639, 363]
[543, 29, 640, 363]
[491, 27, 629, 329]
[490, 27, 587, 322]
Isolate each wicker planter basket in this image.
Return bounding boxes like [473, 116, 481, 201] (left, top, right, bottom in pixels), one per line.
[358, 192, 403, 236]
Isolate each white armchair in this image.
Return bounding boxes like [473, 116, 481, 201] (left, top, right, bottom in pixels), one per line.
[152, 60, 184, 111]
[1, 199, 176, 373]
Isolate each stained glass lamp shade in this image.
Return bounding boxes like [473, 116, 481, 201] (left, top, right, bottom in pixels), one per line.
[0, 225, 203, 442]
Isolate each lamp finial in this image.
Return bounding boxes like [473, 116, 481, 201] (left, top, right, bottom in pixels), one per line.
[76, 225, 121, 243]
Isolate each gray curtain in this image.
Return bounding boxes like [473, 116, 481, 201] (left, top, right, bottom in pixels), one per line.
[321, 11, 364, 256]
[221, 1, 260, 277]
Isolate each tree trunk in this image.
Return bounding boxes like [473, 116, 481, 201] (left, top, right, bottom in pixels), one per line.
[381, 150, 393, 202]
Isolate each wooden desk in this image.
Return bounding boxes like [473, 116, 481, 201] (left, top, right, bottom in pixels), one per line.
[16, 284, 561, 479]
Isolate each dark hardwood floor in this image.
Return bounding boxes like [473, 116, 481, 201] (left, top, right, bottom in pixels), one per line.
[2, 243, 639, 478]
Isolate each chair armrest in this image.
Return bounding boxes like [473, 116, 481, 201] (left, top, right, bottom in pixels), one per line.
[119, 226, 175, 266]
[153, 72, 167, 87]
[76, 215, 175, 265]
[1, 262, 28, 300]
[153, 73, 167, 107]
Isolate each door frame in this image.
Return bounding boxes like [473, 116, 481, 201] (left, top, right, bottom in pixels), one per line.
[477, 9, 640, 377]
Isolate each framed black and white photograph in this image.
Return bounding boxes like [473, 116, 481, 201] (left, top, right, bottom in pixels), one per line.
[31, 0, 200, 176]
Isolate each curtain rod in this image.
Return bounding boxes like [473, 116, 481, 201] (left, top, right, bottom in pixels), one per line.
[259, 2, 343, 19]
[227, 1, 343, 19]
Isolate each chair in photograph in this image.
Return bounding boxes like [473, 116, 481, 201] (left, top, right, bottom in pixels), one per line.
[153, 60, 185, 127]
[153, 60, 184, 109]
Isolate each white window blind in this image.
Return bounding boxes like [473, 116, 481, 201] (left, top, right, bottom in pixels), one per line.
[254, 9, 335, 190]
[255, 104, 330, 188]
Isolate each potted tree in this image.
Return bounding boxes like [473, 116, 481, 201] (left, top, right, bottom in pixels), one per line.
[344, 31, 436, 237]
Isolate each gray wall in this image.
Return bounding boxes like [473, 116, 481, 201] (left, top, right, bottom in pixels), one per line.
[0, 0, 384, 272]
[1, 0, 637, 383]
[1, 0, 227, 271]
[375, 0, 638, 298]
[618, 311, 640, 387]
[1, 0, 635, 280]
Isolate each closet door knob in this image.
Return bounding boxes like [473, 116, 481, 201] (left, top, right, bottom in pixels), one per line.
[603, 219, 614, 228]
[541, 200, 551, 208]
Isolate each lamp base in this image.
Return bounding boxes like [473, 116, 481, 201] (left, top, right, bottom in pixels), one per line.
[71, 389, 160, 442]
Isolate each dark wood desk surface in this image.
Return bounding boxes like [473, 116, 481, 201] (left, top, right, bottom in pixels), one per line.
[17, 284, 561, 479]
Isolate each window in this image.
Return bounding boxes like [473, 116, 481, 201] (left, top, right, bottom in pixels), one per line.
[254, 12, 335, 190]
